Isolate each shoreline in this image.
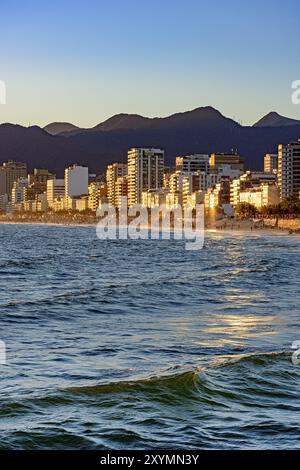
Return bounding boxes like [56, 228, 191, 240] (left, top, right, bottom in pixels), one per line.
[0, 218, 298, 237]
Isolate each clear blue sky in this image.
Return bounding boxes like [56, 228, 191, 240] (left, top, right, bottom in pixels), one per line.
[1, 0, 300, 127]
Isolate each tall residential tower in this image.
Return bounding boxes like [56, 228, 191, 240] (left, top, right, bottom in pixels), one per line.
[127, 148, 164, 206]
[106, 163, 127, 207]
[65, 165, 88, 198]
[278, 140, 300, 199]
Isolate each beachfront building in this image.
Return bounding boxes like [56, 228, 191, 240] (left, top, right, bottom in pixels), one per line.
[205, 181, 231, 209]
[23, 192, 48, 212]
[169, 171, 185, 194]
[0, 161, 27, 197]
[186, 191, 205, 209]
[75, 196, 89, 212]
[115, 175, 128, 209]
[127, 148, 164, 206]
[47, 179, 65, 208]
[182, 173, 202, 207]
[168, 169, 219, 207]
[230, 171, 277, 207]
[278, 139, 300, 199]
[88, 181, 107, 212]
[27, 169, 54, 197]
[0, 194, 9, 212]
[11, 177, 28, 209]
[264, 153, 278, 175]
[141, 188, 169, 208]
[106, 163, 127, 207]
[163, 167, 171, 189]
[65, 165, 89, 198]
[166, 192, 180, 209]
[239, 184, 280, 209]
[51, 197, 66, 212]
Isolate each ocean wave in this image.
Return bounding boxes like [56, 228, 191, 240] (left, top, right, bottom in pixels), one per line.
[67, 369, 203, 397]
[65, 350, 297, 398]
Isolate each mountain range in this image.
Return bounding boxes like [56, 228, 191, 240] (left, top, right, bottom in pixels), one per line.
[1, 107, 300, 176]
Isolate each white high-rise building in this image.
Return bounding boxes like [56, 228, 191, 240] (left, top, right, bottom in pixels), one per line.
[278, 140, 300, 199]
[127, 148, 164, 206]
[47, 179, 65, 208]
[65, 165, 88, 198]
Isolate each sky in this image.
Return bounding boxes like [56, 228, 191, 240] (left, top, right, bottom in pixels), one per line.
[0, 0, 300, 127]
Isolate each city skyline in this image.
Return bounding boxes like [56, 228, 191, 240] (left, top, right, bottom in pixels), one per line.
[1, 2, 300, 456]
[1, 137, 298, 216]
[1, 0, 300, 127]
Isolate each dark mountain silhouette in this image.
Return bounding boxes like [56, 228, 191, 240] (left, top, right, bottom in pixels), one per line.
[59, 106, 239, 137]
[0, 124, 101, 177]
[1, 107, 300, 175]
[254, 111, 300, 127]
[43, 122, 82, 135]
[91, 113, 152, 133]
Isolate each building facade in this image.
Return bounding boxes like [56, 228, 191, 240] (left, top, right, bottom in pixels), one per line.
[11, 177, 28, 208]
[127, 148, 164, 206]
[175, 154, 209, 173]
[239, 184, 280, 209]
[0, 161, 27, 196]
[88, 181, 107, 212]
[106, 163, 127, 206]
[47, 179, 65, 208]
[230, 171, 277, 206]
[65, 165, 88, 198]
[205, 180, 231, 209]
[264, 154, 278, 174]
[278, 140, 300, 199]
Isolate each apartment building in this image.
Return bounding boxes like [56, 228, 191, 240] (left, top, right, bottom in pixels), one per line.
[47, 179, 65, 208]
[230, 171, 276, 206]
[239, 184, 280, 208]
[0, 161, 27, 196]
[278, 140, 300, 199]
[65, 165, 88, 198]
[175, 154, 209, 173]
[264, 153, 278, 174]
[209, 152, 244, 179]
[127, 148, 164, 206]
[106, 163, 127, 206]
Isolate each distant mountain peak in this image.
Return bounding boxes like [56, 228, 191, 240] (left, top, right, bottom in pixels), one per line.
[191, 105, 222, 115]
[91, 113, 151, 132]
[44, 122, 81, 135]
[254, 111, 300, 127]
[167, 106, 226, 120]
